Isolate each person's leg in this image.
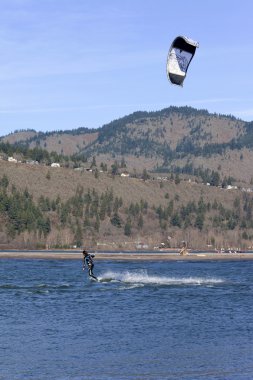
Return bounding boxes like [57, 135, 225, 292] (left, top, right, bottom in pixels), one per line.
[89, 264, 97, 280]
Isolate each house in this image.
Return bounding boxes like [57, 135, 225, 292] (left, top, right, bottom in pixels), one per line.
[26, 160, 39, 165]
[51, 163, 60, 168]
[8, 157, 18, 163]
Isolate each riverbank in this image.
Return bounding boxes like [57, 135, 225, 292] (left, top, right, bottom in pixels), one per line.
[1, 250, 253, 261]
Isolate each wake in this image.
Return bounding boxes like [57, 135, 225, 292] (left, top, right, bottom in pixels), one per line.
[97, 270, 224, 286]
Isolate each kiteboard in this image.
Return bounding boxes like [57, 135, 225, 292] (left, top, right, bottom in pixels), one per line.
[97, 277, 122, 283]
[90, 276, 98, 282]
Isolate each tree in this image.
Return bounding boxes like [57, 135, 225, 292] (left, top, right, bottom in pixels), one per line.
[124, 219, 132, 236]
[100, 162, 107, 171]
[171, 212, 181, 227]
[110, 213, 122, 228]
[120, 157, 127, 168]
[142, 169, 150, 181]
[137, 215, 144, 229]
[90, 156, 97, 168]
[195, 213, 205, 230]
[175, 174, 180, 184]
[94, 213, 100, 232]
[0, 174, 9, 189]
[94, 168, 99, 179]
[210, 171, 220, 187]
[111, 161, 119, 176]
[227, 217, 237, 230]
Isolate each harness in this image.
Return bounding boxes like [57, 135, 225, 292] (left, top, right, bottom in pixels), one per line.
[85, 255, 94, 268]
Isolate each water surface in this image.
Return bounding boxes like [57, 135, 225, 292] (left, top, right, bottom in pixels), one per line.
[1, 259, 253, 379]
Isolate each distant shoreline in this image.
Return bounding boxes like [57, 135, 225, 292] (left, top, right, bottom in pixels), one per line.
[1, 250, 253, 261]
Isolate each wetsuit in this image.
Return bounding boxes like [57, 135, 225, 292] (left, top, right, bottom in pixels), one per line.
[83, 254, 97, 280]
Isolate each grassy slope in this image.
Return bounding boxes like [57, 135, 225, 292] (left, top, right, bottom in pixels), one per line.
[0, 159, 247, 250]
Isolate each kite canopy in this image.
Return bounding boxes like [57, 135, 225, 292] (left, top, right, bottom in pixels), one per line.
[166, 36, 199, 86]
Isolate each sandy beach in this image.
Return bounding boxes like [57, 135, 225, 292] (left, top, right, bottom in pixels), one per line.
[1, 250, 253, 261]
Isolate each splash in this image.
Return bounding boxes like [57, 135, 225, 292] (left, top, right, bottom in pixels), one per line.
[98, 270, 224, 286]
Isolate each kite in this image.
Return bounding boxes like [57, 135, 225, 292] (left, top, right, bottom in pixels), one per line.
[166, 36, 199, 86]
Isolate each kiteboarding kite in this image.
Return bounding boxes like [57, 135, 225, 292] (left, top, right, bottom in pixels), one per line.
[166, 36, 199, 86]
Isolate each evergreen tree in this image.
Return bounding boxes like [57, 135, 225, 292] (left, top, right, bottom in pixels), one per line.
[142, 168, 150, 181]
[110, 213, 122, 228]
[111, 161, 119, 176]
[124, 219, 132, 236]
[175, 174, 180, 184]
[0, 175, 9, 189]
[171, 212, 181, 227]
[195, 213, 205, 230]
[137, 214, 144, 229]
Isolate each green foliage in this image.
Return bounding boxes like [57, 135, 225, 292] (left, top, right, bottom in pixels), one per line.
[195, 213, 205, 230]
[171, 213, 181, 227]
[137, 214, 144, 229]
[0, 140, 90, 167]
[0, 184, 51, 237]
[111, 161, 119, 176]
[110, 213, 122, 228]
[142, 169, 150, 181]
[2, 111, 253, 247]
[175, 174, 180, 185]
[0, 175, 9, 189]
[124, 218, 132, 236]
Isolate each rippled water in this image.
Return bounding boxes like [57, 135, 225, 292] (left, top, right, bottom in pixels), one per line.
[1, 258, 253, 379]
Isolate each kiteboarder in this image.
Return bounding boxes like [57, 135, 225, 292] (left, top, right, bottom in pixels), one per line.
[82, 249, 97, 280]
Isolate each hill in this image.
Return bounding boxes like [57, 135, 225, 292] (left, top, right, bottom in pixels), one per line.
[2, 106, 253, 184]
[0, 157, 253, 251]
[1, 106, 253, 251]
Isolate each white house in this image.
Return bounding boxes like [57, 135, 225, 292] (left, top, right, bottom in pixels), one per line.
[226, 185, 238, 190]
[8, 157, 18, 163]
[51, 163, 60, 168]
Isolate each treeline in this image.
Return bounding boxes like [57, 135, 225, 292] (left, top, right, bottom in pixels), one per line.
[85, 116, 245, 162]
[155, 194, 253, 237]
[0, 141, 88, 166]
[85, 106, 213, 157]
[155, 163, 235, 187]
[1, 171, 253, 247]
[9, 126, 97, 141]
[171, 164, 235, 187]
[1, 106, 247, 166]
[0, 175, 149, 245]
[174, 122, 253, 158]
[0, 175, 50, 238]
[53, 186, 148, 245]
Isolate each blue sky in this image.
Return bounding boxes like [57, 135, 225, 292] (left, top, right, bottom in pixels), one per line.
[1, 0, 253, 136]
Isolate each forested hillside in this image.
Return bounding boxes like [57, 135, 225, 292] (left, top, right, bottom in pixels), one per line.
[2, 106, 253, 184]
[1, 158, 253, 251]
[1, 106, 253, 251]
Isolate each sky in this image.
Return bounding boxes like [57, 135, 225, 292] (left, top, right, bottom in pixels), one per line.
[1, 0, 253, 136]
